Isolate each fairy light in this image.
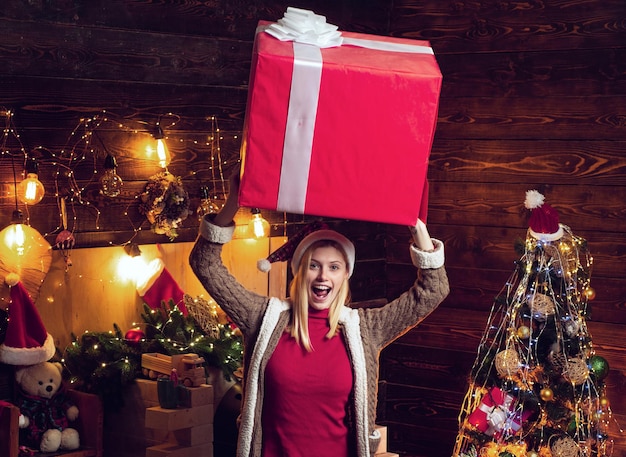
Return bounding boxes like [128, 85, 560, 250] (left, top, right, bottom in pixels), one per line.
[1, 110, 241, 247]
[453, 223, 613, 457]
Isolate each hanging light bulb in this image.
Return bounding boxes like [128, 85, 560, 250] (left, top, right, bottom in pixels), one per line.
[247, 207, 270, 239]
[196, 186, 221, 221]
[3, 211, 26, 256]
[154, 126, 171, 168]
[118, 243, 150, 285]
[17, 158, 45, 205]
[0, 210, 50, 260]
[100, 153, 123, 197]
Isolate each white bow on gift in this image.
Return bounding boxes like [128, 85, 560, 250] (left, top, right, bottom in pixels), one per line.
[265, 7, 343, 48]
[479, 395, 521, 437]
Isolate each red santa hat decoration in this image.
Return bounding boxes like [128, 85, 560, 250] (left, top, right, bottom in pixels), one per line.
[0, 273, 55, 366]
[524, 190, 564, 241]
[136, 257, 187, 315]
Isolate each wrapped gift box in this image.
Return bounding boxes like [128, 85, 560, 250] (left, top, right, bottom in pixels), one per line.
[467, 387, 533, 439]
[239, 18, 442, 226]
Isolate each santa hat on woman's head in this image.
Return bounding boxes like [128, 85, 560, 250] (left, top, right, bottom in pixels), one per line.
[291, 229, 355, 278]
[257, 221, 329, 273]
[0, 273, 55, 366]
[524, 190, 564, 241]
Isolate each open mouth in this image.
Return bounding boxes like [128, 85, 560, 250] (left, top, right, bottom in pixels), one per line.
[312, 285, 331, 299]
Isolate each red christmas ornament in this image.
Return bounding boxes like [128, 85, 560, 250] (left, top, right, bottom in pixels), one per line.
[125, 327, 145, 343]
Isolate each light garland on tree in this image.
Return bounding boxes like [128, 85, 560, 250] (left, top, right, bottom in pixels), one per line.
[453, 222, 618, 457]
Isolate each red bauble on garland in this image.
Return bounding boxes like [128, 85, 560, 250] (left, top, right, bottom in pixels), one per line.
[124, 327, 146, 345]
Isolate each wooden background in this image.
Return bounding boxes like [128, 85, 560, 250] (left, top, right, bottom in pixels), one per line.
[1, 1, 625, 456]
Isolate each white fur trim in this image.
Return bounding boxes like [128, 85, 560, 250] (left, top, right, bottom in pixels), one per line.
[0, 332, 56, 366]
[135, 258, 165, 297]
[5, 273, 20, 287]
[257, 258, 271, 272]
[529, 224, 564, 242]
[198, 215, 235, 244]
[410, 238, 445, 269]
[524, 189, 545, 209]
[339, 306, 369, 457]
[237, 298, 290, 457]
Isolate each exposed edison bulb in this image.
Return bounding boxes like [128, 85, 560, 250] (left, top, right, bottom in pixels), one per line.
[247, 208, 270, 239]
[154, 126, 171, 168]
[0, 210, 49, 259]
[17, 159, 45, 205]
[100, 154, 123, 197]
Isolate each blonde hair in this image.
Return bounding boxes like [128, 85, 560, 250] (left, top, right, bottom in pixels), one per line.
[288, 240, 351, 352]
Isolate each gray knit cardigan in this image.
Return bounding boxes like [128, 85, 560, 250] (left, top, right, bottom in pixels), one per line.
[189, 218, 450, 457]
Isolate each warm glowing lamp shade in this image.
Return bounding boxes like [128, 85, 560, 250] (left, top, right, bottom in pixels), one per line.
[247, 208, 270, 239]
[0, 210, 52, 302]
[17, 159, 45, 205]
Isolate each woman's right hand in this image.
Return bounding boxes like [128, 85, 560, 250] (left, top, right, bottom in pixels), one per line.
[410, 219, 435, 252]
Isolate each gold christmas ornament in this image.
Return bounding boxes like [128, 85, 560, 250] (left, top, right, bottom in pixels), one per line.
[540, 387, 554, 402]
[584, 287, 596, 301]
[516, 325, 531, 340]
[495, 349, 521, 378]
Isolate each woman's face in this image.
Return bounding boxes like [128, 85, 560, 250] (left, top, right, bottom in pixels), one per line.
[305, 245, 349, 310]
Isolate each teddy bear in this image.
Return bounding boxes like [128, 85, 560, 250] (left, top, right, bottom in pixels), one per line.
[14, 361, 80, 453]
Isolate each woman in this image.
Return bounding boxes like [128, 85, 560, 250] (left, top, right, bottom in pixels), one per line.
[189, 176, 449, 457]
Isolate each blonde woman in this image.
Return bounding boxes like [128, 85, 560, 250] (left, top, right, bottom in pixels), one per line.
[190, 175, 449, 457]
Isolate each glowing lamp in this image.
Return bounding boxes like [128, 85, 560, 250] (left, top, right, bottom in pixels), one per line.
[247, 207, 270, 239]
[0, 210, 51, 278]
[154, 126, 171, 168]
[17, 159, 45, 205]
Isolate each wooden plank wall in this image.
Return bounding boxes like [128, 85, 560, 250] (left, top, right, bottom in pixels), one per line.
[1, 1, 625, 456]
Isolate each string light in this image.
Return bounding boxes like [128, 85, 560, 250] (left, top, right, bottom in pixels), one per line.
[453, 226, 615, 457]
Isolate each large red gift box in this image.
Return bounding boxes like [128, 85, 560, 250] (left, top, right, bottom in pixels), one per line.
[467, 387, 533, 440]
[238, 18, 442, 226]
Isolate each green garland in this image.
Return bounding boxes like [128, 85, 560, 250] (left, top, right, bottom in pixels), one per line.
[63, 299, 242, 411]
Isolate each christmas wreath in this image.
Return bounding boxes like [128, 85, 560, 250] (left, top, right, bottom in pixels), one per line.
[139, 172, 191, 239]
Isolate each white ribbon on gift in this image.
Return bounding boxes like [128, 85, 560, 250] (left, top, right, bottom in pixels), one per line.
[478, 394, 522, 436]
[265, 7, 343, 48]
[265, 8, 435, 214]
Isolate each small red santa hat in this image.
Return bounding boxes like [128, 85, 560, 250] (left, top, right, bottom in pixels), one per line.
[0, 273, 56, 366]
[524, 190, 564, 241]
[136, 258, 187, 315]
[291, 229, 356, 278]
[257, 221, 328, 273]
[257, 221, 356, 278]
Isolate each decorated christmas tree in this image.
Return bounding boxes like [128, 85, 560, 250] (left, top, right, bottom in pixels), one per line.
[453, 191, 615, 457]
